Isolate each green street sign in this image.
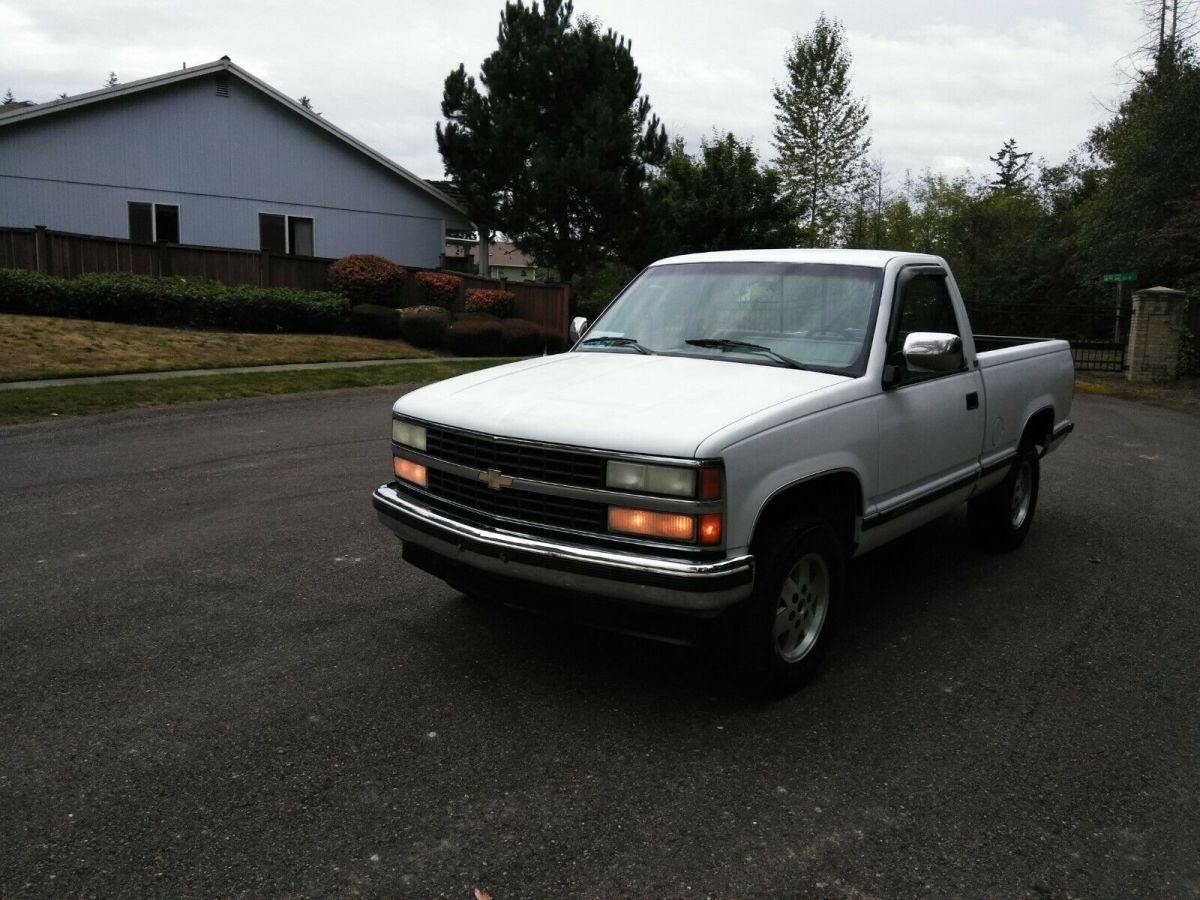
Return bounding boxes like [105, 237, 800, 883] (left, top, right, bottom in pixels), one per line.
[1102, 272, 1138, 282]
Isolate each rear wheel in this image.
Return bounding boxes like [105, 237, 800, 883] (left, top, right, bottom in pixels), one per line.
[969, 442, 1040, 550]
[733, 517, 845, 694]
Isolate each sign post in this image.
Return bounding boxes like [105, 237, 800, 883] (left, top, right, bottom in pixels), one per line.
[1102, 273, 1137, 342]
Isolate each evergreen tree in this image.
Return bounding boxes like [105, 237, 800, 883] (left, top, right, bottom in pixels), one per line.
[989, 138, 1034, 191]
[2, 89, 14, 106]
[105, 72, 118, 88]
[772, 13, 871, 247]
[437, 0, 667, 282]
[634, 133, 799, 263]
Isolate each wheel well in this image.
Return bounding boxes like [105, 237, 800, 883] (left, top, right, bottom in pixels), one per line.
[1024, 408, 1054, 451]
[751, 472, 862, 556]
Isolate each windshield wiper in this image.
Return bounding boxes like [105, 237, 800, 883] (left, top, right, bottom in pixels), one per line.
[580, 336, 655, 355]
[684, 338, 808, 370]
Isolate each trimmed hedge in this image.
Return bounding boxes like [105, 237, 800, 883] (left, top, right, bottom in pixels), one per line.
[444, 318, 503, 356]
[466, 288, 515, 318]
[413, 271, 461, 307]
[398, 305, 450, 349]
[328, 254, 406, 305]
[350, 303, 401, 338]
[500, 318, 541, 355]
[0, 268, 349, 333]
[540, 328, 566, 355]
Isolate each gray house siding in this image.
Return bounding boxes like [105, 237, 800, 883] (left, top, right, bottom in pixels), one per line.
[0, 73, 461, 268]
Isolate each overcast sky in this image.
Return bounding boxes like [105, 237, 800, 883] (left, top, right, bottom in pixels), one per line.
[1, 0, 1148, 186]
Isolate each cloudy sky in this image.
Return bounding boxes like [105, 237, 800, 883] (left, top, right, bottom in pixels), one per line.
[1, 0, 1148, 185]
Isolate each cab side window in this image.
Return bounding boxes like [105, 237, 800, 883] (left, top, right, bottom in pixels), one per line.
[887, 272, 963, 385]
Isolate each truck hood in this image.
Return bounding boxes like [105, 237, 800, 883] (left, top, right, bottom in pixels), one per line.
[394, 352, 847, 458]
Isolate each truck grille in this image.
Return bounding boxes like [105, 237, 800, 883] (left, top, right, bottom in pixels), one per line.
[424, 424, 604, 489]
[426, 469, 606, 533]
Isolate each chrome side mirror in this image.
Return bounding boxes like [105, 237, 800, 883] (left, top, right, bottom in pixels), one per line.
[902, 332, 963, 373]
[570, 316, 589, 343]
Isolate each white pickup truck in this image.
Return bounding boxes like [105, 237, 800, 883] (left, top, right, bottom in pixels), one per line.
[374, 249, 1074, 691]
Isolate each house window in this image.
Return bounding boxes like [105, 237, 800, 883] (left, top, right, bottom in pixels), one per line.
[259, 213, 315, 256]
[128, 202, 180, 243]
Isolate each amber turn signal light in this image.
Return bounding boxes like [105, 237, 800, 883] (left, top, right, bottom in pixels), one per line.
[608, 507, 695, 541]
[698, 514, 723, 545]
[393, 457, 427, 487]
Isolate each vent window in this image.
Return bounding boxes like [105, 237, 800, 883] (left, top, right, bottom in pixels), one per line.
[215, 74, 230, 97]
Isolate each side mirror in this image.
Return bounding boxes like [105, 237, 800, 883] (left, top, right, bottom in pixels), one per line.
[902, 332, 963, 373]
[570, 316, 589, 343]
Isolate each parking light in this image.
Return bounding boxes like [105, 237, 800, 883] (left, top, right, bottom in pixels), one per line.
[393, 456, 427, 487]
[608, 507, 696, 541]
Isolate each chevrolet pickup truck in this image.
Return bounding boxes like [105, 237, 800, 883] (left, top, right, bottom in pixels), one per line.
[374, 249, 1074, 691]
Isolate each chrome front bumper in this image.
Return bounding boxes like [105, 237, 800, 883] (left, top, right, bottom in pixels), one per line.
[372, 483, 754, 612]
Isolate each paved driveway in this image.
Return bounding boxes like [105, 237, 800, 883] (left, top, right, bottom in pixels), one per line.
[1, 388, 1197, 898]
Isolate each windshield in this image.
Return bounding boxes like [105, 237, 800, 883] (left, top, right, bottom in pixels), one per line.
[580, 261, 883, 374]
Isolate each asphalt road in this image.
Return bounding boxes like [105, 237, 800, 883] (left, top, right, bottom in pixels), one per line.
[1, 387, 1197, 899]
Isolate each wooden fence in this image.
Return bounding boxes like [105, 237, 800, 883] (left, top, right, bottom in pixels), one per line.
[0, 226, 570, 337]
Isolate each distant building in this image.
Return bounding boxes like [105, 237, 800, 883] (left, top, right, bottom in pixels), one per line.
[443, 238, 540, 282]
[0, 58, 471, 268]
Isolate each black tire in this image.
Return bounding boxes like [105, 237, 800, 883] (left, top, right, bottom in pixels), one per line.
[732, 517, 845, 694]
[969, 442, 1040, 551]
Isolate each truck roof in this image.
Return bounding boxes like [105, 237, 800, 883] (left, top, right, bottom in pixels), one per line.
[652, 248, 943, 268]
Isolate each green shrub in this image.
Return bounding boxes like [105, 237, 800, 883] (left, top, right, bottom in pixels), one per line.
[350, 303, 402, 338]
[500, 318, 542, 355]
[413, 271, 461, 307]
[398, 305, 450, 348]
[444, 318, 503, 356]
[0, 268, 349, 333]
[70, 273, 194, 324]
[0, 268, 69, 315]
[328, 254, 406, 305]
[455, 310, 498, 322]
[540, 327, 566, 354]
[466, 288, 515, 318]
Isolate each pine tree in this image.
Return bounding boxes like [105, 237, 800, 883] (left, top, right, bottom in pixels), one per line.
[105, 72, 118, 88]
[772, 13, 871, 247]
[2, 89, 14, 106]
[437, 0, 667, 282]
[989, 138, 1034, 191]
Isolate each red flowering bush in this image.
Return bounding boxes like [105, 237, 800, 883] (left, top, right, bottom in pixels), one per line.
[413, 271, 461, 307]
[327, 254, 406, 306]
[465, 288, 515, 318]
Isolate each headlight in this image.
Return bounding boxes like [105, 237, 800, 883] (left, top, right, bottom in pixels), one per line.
[606, 461, 696, 497]
[392, 419, 426, 451]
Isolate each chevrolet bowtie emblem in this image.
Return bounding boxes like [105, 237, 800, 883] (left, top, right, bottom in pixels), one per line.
[479, 468, 514, 490]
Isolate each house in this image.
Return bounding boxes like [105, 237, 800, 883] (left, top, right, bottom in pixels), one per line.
[443, 239, 541, 282]
[0, 58, 472, 268]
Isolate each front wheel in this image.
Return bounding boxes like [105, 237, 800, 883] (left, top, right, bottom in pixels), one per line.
[969, 443, 1040, 551]
[732, 517, 845, 694]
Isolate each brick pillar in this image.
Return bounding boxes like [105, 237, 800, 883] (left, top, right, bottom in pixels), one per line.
[1125, 286, 1187, 382]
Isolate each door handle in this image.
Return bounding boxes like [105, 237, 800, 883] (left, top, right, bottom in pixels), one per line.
[966, 392, 979, 410]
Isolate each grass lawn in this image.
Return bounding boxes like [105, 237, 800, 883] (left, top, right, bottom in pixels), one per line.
[0, 313, 432, 381]
[0, 359, 504, 425]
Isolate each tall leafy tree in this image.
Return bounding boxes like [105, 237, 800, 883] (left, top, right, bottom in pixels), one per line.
[632, 133, 799, 263]
[772, 13, 871, 247]
[1078, 40, 1200, 288]
[437, 0, 668, 282]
